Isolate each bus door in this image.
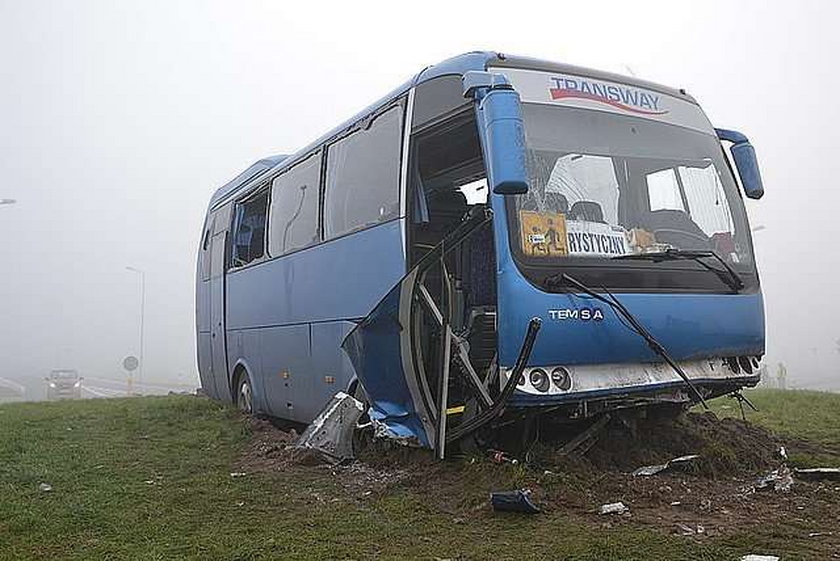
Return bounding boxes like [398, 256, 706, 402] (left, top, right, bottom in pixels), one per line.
[209, 204, 232, 400]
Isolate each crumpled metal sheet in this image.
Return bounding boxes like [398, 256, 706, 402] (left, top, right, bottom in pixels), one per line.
[296, 392, 364, 462]
[341, 268, 434, 448]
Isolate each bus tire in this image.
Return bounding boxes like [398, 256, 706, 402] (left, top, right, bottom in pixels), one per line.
[234, 370, 254, 414]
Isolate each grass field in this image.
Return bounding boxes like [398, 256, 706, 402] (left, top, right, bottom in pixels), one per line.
[1, 390, 838, 560]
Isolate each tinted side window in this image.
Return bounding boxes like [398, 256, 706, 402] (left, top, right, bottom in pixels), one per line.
[232, 190, 269, 267]
[324, 105, 403, 239]
[412, 75, 470, 130]
[268, 153, 321, 256]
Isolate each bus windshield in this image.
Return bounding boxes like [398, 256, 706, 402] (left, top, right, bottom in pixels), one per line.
[512, 104, 754, 266]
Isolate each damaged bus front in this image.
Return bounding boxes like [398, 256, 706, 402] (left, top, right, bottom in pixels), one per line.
[343, 55, 765, 457]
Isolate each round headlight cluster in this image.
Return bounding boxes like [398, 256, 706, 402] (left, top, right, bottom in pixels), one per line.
[551, 367, 572, 391]
[529, 368, 550, 392]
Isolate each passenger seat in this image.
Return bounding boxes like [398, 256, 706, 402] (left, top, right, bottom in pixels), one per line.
[569, 200, 606, 223]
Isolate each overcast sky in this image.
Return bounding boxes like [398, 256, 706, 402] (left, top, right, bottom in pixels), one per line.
[1, 0, 838, 394]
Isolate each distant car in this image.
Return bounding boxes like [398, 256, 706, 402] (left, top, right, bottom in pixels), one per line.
[46, 370, 82, 400]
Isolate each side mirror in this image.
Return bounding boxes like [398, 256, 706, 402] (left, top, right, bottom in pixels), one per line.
[716, 129, 764, 199]
[463, 71, 528, 195]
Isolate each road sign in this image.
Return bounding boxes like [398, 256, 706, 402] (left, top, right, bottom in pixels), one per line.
[123, 355, 139, 372]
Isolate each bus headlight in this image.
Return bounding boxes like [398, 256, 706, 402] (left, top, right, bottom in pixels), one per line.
[551, 367, 572, 391]
[529, 369, 550, 393]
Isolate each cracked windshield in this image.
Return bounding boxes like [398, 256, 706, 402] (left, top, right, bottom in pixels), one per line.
[514, 104, 753, 265]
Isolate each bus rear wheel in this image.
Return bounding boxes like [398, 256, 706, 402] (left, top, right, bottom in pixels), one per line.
[235, 373, 253, 414]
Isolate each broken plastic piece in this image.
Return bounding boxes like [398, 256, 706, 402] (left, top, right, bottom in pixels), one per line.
[599, 501, 629, 515]
[490, 489, 540, 514]
[739, 556, 779, 561]
[794, 467, 840, 481]
[632, 454, 700, 477]
[296, 392, 364, 462]
[38, 482, 52, 492]
[754, 465, 793, 493]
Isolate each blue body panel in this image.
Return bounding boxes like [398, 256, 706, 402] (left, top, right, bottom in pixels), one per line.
[223, 220, 405, 420]
[489, 192, 765, 370]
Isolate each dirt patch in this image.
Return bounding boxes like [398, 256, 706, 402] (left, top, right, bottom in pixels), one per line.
[234, 417, 304, 471]
[234, 411, 840, 553]
[536, 411, 785, 477]
[234, 416, 412, 498]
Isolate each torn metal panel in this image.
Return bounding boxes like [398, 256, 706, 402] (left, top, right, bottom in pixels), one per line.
[341, 209, 496, 452]
[296, 392, 364, 462]
[341, 208, 540, 457]
[341, 270, 435, 448]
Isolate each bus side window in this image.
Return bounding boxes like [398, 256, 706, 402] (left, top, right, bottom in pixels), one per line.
[324, 104, 403, 239]
[268, 152, 321, 256]
[232, 189, 269, 267]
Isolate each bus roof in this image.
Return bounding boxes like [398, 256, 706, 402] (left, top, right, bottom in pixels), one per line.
[208, 51, 695, 210]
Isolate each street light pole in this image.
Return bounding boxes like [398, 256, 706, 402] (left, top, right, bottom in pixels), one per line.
[126, 266, 146, 392]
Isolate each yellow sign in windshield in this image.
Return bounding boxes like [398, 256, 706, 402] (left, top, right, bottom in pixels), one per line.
[519, 211, 568, 257]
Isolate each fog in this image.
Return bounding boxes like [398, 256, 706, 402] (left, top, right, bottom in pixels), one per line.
[1, 0, 838, 399]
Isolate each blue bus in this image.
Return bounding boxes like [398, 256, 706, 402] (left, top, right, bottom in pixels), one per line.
[196, 52, 765, 457]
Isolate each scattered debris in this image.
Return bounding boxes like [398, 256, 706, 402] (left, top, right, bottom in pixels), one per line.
[809, 531, 833, 538]
[632, 454, 700, 477]
[739, 556, 779, 561]
[675, 523, 705, 536]
[599, 501, 629, 515]
[230, 472, 247, 478]
[488, 449, 519, 465]
[38, 482, 52, 492]
[364, 418, 422, 447]
[754, 465, 793, 493]
[296, 392, 364, 463]
[490, 489, 540, 514]
[794, 467, 840, 481]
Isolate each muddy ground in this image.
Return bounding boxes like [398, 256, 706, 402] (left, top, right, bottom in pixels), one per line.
[235, 411, 840, 555]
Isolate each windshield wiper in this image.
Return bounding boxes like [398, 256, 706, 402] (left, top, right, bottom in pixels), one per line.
[613, 249, 744, 293]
